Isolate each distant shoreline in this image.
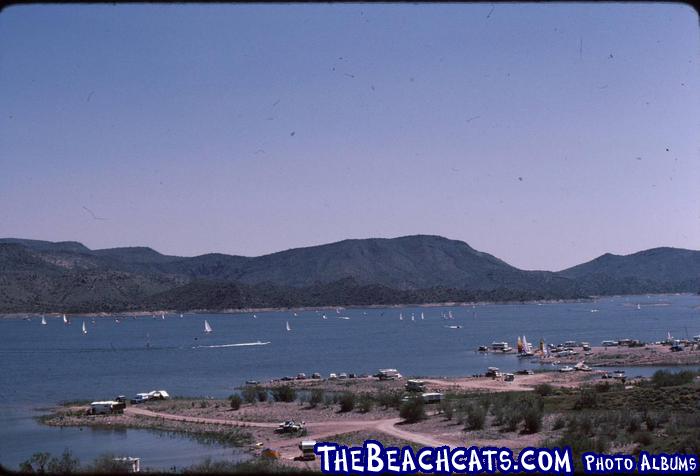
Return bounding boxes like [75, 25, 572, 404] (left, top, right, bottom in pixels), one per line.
[2, 292, 694, 319]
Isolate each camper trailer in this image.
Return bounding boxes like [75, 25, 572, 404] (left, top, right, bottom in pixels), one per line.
[405, 379, 426, 392]
[377, 369, 401, 380]
[90, 401, 122, 415]
[297, 440, 317, 461]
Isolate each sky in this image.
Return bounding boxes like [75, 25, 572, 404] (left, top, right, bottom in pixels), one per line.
[0, 3, 699, 271]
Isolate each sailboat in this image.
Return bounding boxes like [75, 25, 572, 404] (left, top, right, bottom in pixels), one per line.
[322, 314, 327, 320]
[41, 316, 47, 326]
[63, 314, 69, 325]
[82, 321, 87, 335]
[420, 312, 425, 320]
[204, 320, 212, 333]
[180, 313, 184, 319]
[293, 312, 298, 317]
[161, 312, 166, 320]
[411, 313, 415, 321]
[399, 312, 403, 321]
[286, 320, 291, 331]
[253, 314, 257, 319]
[448, 310, 453, 319]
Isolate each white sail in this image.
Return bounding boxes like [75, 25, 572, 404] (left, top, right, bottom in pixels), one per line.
[322, 314, 327, 320]
[82, 321, 87, 335]
[286, 320, 291, 331]
[180, 313, 184, 318]
[253, 314, 257, 319]
[421, 312, 425, 320]
[204, 320, 212, 333]
[411, 313, 415, 321]
[63, 314, 68, 324]
[399, 312, 403, 321]
[41, 316, 47, 325]
[448, 310, 453, 319]
[161, 312, 166, 320]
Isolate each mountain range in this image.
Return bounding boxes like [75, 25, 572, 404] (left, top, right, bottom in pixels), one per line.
[1, 235, 698, 313]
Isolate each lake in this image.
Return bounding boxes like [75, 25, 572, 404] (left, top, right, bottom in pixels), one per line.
[1, 293, 699, 470]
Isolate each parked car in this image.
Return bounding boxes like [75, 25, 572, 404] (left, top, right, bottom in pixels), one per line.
[311, 373, 321, 379]
[130, 393, 151, 404]
[296, 373, 307, 380]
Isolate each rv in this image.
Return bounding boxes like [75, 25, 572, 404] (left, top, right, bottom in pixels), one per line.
[90, 401, 123, 415]
[405, 380, 426, 392]
[377, 369, 401, 380]
[421, 392, 444, 404]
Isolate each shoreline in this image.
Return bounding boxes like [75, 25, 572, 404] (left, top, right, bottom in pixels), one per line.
[16, 294, 688, 319]
[3, 291, 694, 319]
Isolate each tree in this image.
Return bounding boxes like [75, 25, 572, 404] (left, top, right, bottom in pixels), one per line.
[399, 397, 425, 423]
[229, 394, 242, 410]
[47, 449, 80, 474]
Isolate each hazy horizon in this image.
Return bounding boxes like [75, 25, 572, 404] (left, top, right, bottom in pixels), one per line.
[1, 3, 699, 271]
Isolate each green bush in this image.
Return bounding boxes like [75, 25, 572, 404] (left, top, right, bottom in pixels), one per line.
[399, 397, 426, 423]
[440, 399, 454, 420]
[552, 415, 566, 430]
[534, 383, 554, 396]
[465, 404, 486, 430]
[241, 385, 259, 404]
[377, 390, 402, 409]
[574, 387, 598, 410]
[523, 406, 543, 434]
[338, 392, 356, 412]
[358, 394, 374, 413]
[229, 395, 242, 410]
[256, 388, 268, 402]
[47, 449, 80, 474]
[271, 385, 296, 402]
[309, 389, 325, 408]
[651, 370, 696, 388]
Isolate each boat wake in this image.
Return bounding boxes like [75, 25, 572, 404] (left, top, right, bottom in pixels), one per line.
[193, 341, 271, 349]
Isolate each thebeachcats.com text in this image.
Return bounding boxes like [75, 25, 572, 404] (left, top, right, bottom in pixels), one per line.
[313, 441, 699, 474]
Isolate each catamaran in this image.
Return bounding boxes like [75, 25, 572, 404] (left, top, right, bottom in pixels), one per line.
[286, 320, 291, 331]
[82, 321, 87, 335]
[41, 316, 47, 326]
[204, 320, 212, 334]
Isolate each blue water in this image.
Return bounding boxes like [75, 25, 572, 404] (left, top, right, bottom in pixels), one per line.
[1, 294, 699, 469]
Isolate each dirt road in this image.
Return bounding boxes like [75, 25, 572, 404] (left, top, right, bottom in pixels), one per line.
[125, 406, 449, 457]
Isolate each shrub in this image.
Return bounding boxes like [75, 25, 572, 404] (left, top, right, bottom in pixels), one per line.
[574, 388, 598, 410]
[634, 431, 653, 446]
[377, 390, 402, 409]
[229, 395, 242, 410]
[256, 388, 268, 402]
[241, 386, 259, 404]
[338, 392, 356, 412]
[552, 415, 566, 430]
[399, 397, 426, 423]
[309, 389, 325, 408]
[651, 370, 696, 388]
[465, 404, 486, 430]
[47, 449, 80, 474]
[523, 406, 543, 434]
[358, 394, 374, 413]
[271, 385, 296, 403]
[534, 383, 554, 396]
[440, 399, 454, 420]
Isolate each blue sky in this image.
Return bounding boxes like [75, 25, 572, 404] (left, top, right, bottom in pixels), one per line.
[0, 3, 698, 270]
